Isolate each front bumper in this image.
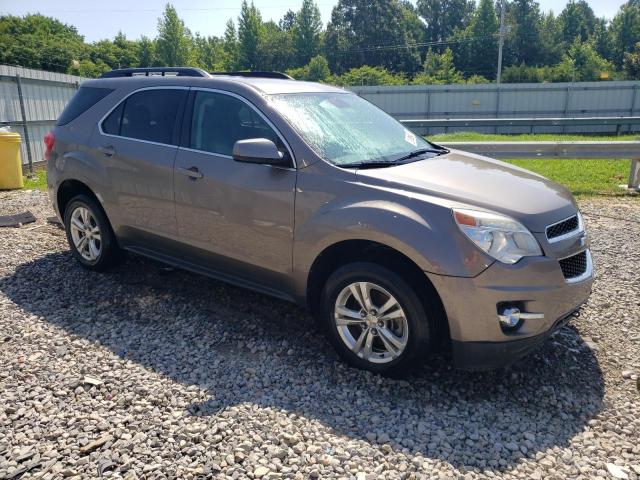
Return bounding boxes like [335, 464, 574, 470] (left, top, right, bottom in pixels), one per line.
[450, 308, 581, 370]
[427, 249, 593, 370]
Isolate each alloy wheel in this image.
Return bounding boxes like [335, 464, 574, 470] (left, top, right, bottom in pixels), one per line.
[69, 206, 102, 262]
[334, 282, 409, 364]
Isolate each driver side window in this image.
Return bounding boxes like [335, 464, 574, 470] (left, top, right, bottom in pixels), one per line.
[189, 91, 281, 157]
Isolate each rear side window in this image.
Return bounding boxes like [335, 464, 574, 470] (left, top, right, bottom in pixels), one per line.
[57, 87, 113, 126]
[101, 89, 186, 145]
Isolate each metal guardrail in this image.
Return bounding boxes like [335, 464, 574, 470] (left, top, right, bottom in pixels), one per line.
[401, 116, 640, 132]
[437, 141, 640, 190]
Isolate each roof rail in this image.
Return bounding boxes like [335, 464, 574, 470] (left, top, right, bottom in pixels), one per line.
[99, 67, 210, 78]
[210, 71, 294, 80]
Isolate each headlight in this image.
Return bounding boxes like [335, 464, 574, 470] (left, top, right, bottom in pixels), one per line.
[453, 208, 542, 264]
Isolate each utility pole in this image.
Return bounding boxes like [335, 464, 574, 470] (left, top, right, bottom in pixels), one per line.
[496, 0, 506, 84]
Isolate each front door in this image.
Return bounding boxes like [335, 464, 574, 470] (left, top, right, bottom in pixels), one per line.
[174, 89, 296, 293]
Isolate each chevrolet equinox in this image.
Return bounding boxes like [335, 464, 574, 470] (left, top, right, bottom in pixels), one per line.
[46, 67, 593, 375]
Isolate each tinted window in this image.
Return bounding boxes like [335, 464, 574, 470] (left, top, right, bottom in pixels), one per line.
[104, 89, 185, 145]
[102, 103, 123, 135]
[57, 87, 113, 126]
[190, 91, 280, 156]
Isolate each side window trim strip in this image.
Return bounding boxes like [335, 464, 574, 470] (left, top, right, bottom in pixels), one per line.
[97, 86, 190, 147]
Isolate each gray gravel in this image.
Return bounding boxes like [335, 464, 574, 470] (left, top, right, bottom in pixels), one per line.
[0, 189, 638, 480]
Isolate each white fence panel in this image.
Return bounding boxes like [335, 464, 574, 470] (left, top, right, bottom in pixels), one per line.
[0, 65, 83, 169]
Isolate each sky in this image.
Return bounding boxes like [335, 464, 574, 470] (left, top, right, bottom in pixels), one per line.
[0, 0, 630, 43]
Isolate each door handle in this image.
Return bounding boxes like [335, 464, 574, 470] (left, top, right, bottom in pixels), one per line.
[98, 145, 115, 157]
[177, 166, 203, 180]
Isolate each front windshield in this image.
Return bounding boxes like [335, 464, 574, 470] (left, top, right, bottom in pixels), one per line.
[268, 92, 434, 166]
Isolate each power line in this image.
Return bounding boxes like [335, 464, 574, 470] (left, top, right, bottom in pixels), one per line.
[334, 33, 501, 54]
[15, 4, 336, 14]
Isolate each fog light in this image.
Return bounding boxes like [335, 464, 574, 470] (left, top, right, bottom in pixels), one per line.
[498, 306, 545, 332]
[499, 307, 521, 328]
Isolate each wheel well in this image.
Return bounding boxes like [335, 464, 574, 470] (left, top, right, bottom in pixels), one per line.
[56, 180, 101, 218]
[306, 240, 450, 345]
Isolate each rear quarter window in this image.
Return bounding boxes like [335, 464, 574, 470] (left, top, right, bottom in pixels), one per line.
[56, 86, 114, 126]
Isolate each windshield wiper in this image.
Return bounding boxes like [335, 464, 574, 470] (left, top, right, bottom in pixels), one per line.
[340, 161, 401, 169]
[340, 147, 450, 169]
[392, 147, 448, 163]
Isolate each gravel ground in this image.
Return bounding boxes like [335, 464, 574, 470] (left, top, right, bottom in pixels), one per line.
[0, 189, 638, 480]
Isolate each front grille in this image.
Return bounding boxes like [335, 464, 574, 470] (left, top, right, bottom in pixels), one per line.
[559, 251, 588, 279]
[546, 215, 579, 240]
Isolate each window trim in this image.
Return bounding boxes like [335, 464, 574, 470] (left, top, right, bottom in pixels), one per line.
[98, 86, 297, 169]
[181, 87, 296, 169]
[98, 86, 190, 148]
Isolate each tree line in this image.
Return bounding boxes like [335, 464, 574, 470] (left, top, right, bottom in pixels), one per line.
[2, 0, 640, 85]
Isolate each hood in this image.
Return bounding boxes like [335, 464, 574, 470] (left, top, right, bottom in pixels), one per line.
[355, 149, 577, 232]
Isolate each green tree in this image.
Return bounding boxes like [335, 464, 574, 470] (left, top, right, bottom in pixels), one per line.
[504, 0, 544, 66]
[0, 14, 86, 73]
[113, 31, 140, 68]
[68, 58, 110, 77]
[279, 10, 297, 31]
[465, 74, 490, 83]
[293, 0, 323, 66]
[398, 1, 426, 46]
[416, 0, 474, 43]
[238, 0, 264, 70]
[193, 33, 224, 71]
[156, 3, 193, 66]
[90, 40, 120, 69]
[501, 63, 548, 82]
[610, 0, 640, 68]
[554, 39, 613, 81]
[592, 18, 613, 61]
[324, 0, 421, 74]
[258, 21, 295, 71]
[138, 36, 156, 67]
[454, 0, 499, 78]
[287, 55, 331, 81]
[222, 19, 239, 70]
[623, 42, 640, 78]
[558, 0, 596, 43]
[330, 65, 406, 85]
[539, 12, 564, 65]
[412, 48, 463, 84]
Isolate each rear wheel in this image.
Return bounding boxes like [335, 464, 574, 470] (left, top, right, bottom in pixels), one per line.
[63, 195, 121, 271]
[321, 262, 433, 375]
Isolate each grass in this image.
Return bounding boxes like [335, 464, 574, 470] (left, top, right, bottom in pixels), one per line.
[429, 132, 640, 142]
[424, 132, 635, 196]
[506, 159, 631, 197]
[22, 169, 47, 191]
[20, 156, 634, 198]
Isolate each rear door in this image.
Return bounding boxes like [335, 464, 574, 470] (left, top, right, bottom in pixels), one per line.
[92, 87, 187, 246]
[173, 89, 297, 294]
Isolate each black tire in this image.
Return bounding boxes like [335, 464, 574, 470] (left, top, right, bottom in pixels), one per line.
[63, 194, 122, 271]
[321, 262, 434, 376]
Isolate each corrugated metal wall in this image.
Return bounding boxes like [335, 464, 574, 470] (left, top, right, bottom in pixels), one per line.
[0, 65, 84, 168]
[349, 81, 640, 134]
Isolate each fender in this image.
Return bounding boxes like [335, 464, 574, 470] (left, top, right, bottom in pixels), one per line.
[291, 179, 493, 301]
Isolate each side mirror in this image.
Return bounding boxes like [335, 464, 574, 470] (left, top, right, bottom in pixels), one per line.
[232, 138, 288, 166]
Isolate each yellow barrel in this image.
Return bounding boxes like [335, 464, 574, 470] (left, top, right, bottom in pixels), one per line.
[0, 129, 24, 189]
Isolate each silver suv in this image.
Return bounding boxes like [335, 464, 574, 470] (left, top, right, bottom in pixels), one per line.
[46, 67, 593, 375]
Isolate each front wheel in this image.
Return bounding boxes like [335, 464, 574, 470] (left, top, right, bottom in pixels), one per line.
[321, 262, 433, 376]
